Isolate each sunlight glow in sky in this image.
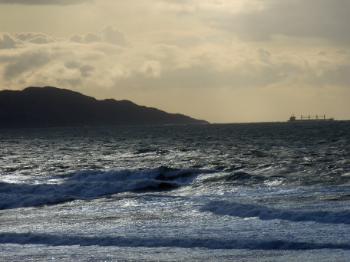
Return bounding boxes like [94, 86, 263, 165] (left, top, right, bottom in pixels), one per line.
[0, 0, 349, 122]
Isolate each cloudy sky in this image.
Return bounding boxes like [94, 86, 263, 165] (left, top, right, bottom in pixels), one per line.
[0, 0, 349, 122]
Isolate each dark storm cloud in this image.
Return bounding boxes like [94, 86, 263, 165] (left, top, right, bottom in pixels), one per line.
[212, 0, 350, 43]
[0, 0, 92, 5]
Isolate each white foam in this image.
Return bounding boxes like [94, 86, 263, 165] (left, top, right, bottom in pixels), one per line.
[0, 167, 209, 209]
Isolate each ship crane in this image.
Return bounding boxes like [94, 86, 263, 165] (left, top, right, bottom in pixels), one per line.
[289, 114, 334, 122]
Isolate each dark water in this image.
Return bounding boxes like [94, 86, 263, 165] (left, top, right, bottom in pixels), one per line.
[1, 122, 350, 261]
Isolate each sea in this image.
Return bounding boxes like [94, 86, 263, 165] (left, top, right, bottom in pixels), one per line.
[1, 122, 350, 261]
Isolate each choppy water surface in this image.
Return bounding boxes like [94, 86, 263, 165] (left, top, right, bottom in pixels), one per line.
[1, 122, 350, 261]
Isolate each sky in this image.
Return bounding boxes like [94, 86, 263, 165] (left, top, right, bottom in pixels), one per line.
[0, 0, 349, 123]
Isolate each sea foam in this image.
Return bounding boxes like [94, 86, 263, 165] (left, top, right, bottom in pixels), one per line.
[0, 166, 210, 210]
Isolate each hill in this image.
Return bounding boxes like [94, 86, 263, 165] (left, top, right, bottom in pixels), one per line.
[0, 86, 208, 127]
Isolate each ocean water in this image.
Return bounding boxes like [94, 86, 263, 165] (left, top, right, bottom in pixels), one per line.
[1, 122, 350, 261]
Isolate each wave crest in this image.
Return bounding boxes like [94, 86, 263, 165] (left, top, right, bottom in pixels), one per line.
[201, 201, 350, 224]
[0, 166, 209, 210]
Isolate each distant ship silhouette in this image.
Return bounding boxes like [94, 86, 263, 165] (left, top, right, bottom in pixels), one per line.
[288, 114, 334, 122]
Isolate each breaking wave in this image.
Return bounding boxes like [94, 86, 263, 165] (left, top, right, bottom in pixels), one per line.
[202, 171, 266, 185]
[0, 166, 212, 210]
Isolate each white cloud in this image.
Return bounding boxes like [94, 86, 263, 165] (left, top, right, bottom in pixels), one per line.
[0, 0, 348, 121]
[101, 26, 127, 46]
[15, 32, 55, 44]
[1, 29, 350, 94]
[140, 60, 162, 78]
[70, 27, 127, 47]
[64, 60, 95, 77]
[1, 49, 52, 80]
[0, 34, 17, 49]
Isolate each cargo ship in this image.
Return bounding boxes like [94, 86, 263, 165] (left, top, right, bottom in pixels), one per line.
[288, 114, 334, 122]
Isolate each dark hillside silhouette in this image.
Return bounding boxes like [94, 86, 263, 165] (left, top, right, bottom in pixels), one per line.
[0, 86, 208, 127]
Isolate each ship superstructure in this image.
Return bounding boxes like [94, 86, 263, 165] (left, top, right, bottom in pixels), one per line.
[289, 114, 334, 122]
